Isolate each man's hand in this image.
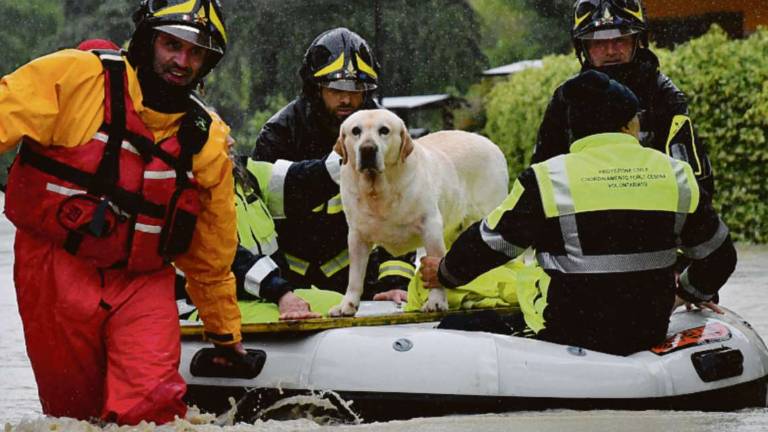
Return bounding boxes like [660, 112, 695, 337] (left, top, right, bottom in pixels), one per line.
[419, 256, 443, 289]
[211, 342, 246, 367]
[226, 134, 236, 160]
[672, 295, 724, 314]
[278, 291, 321, 320]
[373, 289, 408, 304]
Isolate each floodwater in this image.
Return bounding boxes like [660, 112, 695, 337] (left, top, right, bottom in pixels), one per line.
[2, 192, 768, 431]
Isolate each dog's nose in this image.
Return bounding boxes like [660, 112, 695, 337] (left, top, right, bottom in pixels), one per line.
[358, 143, 378, 170]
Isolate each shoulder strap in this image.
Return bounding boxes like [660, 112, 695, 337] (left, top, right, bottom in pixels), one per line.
[91, 50, 127, 195]
[174, 92, 213, 186]
[64, 50, 128, 254]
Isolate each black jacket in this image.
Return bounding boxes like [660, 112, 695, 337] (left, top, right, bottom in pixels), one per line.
[532, 49, 714, 195]
[252, 94, 412, 296]
[439, 157, 736, 356]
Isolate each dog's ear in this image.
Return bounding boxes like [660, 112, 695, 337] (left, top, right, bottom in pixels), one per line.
[399, 126, 414, 163]
[334, 131, 348, 165]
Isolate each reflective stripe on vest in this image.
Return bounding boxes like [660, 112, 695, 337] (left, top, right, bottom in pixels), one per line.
[378, 260, 415, 280]
[3, 50, 204, 272]
[532, 135, 699, 274]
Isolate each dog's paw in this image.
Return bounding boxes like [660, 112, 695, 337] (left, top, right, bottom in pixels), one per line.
[329, 300, 359, 317]
[421, 289, 449, 312]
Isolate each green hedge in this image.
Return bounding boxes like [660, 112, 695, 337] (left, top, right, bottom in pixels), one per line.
[484, 27, 768, 243]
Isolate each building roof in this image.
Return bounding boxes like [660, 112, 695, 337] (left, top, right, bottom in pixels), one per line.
[482, 59, 543, 77]
[380, 94, 451, 110]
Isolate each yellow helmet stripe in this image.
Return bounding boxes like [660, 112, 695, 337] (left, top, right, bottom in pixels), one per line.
[574, 10, 592, 29]
[208, 2, 228, 43]
[623, 6, 644, 22]
[154, 0, 198, 17]
[313, 53, 345, 77]
[355, 53, 378, 79]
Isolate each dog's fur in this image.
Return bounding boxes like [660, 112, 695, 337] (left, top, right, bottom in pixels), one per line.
[329, 109, 509, 316]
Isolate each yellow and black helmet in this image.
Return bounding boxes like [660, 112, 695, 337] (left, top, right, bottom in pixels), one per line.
[128, 0, 228, 78]
[299, 27, 380, 93]
[571, 0, 648, 63]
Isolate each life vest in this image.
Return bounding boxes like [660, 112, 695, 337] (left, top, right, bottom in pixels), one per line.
[4, 50, 209, 272]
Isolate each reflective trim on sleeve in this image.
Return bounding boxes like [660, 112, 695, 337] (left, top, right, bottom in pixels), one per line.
[536, 249, 678, 274]
[268, 159, 292, 219]
[326, 194, 343, 214]
[479, 219, 526, 259]
[438, 257, 464, 288]
[243, 255, 279, 298]
[670, 158, 693, 215]
[284, 253, 310, 276]
[378, 260, 415, 280]
[325, 152, 342, 185]
[320, 248, 350, 277]
[670, 158, 692, 238]
[681, 218, 729, 260]
[678, 268, 714, 302]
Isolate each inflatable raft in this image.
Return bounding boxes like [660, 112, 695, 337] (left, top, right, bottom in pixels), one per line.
[179, 302, 768, 422]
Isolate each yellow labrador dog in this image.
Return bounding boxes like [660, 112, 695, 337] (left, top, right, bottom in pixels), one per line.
[329, 109, 509, 316]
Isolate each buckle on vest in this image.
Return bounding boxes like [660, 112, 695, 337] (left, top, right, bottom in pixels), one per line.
[58, 194, 118, 238]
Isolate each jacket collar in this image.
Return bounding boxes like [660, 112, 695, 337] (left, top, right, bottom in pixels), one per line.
[570, 132, 640, 153]
[125, 60, 185, 137]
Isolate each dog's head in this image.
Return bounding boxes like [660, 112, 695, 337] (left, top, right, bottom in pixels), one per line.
[334, 109, 414, 175]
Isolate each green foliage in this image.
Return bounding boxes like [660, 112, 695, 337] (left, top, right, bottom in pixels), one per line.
[658, 27, 768, 243]
[204, 0, 488, 139]
[0, 0, 64, 185]
[484, 27, 768, 243]
[469, 0, 571, 66]
[0, 0, 63, 75]
[233, 93, 290, 156]
[484, 55, 577, 177]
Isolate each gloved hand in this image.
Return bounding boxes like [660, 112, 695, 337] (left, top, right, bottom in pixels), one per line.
[190, 343, 266, 379]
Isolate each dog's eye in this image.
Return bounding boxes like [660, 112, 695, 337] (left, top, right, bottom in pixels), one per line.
[379, 126, 390, 136]
[351, 126, 361, 136]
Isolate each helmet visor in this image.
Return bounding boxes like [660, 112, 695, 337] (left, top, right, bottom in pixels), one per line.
[319, 79, 376, 92]
[578, 27, 641, 40]
[155, 24, 223, 54]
